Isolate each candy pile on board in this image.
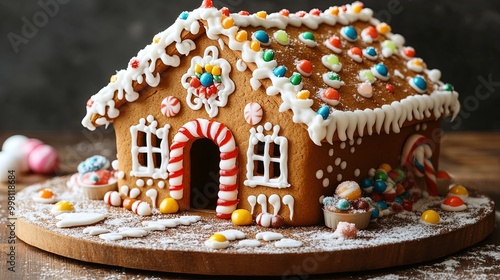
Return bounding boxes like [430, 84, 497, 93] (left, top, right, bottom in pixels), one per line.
[0, 135, 59, 181]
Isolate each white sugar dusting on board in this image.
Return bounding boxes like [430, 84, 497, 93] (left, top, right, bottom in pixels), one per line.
[15, 177, 495, 257]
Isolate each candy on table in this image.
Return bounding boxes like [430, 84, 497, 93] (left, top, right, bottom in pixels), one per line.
[421, 209, 440, 224]
[448, 185, 469, 197]
[132, 200, 152, 216]
[51, 201, 75, 215]
[231, 209, 253, 226]
[28, 144, 59, 174]
[159, 197, 179, 214]
[205, 233, 230, 249]
[335, 181, 362, 200]
[256, 213, 285, 228]
[33, 188, 58, 204]
[104, 191, 122, 207]
[441, 196, 467, 212]
[334, 221, 357, 239]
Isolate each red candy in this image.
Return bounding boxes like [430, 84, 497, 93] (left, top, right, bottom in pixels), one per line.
[386, 84, 395, 93]
[201, 0, 214, 8]
[392, 203, 404, 213]
[238, 10, 250, 16]
[364, 26, 378, 40]
[404, 47, 415, 58]
[437, 170, 451, 179]
[220, 7, 230, 17]
[350, 47, 362, 57]
[190, 77, 201, 88]
[443, 196, 464, 207]
[297, 60, 313, 76]
[328, 36, 342, 49]
[296, 11, 307, 17]
[370, 193, 382, 202]
[323, 88, 339, 101]
[403, 202, 413, 212]
[279, 9, 290, 17]
[86, 99, 94, 107]
[309, 8, 321, 16]
[130, 58, 139, 69]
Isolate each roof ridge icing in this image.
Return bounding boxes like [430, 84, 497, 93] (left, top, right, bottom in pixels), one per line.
[82, 2, 460, 145]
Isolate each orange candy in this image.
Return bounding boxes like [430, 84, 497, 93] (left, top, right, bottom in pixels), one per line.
[38, 188, 54, 199]
[443, 196, 464, 207]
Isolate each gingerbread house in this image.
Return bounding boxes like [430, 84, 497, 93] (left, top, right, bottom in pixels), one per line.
[82, 1, 460, 226]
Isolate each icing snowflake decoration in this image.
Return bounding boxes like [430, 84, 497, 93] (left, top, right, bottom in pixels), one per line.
[181, 46, 235, 118]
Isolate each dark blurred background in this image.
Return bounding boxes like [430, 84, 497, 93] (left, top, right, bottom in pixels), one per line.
[1, 0, 499, 132]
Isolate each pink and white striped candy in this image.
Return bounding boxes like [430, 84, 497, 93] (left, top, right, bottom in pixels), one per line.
[104, 191, 122, 207]
[160, 96, 181, 117]
[244, 102, 263, 125]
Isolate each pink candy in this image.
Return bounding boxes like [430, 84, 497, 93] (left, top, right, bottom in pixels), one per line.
[28, 144, 59, 174]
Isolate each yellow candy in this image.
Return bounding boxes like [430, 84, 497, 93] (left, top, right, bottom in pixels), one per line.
[413, 59, 424, 66]
[331, 6, 339, 16]
[209, 233, 227, 242]
[211, 65, 221, 76]
[235, 30, 248, 42]
[195, 64, 203, 74]
[152, 36, 160, 44]
[231, 209, 253, 226]
[256, 11, 267, 19]
[159, 198, 179, 214]
[378, 163, 392, 173]
[54, 201, 74, 211]
[296, 90, 310, 100]
[204, 64, 213, 73]
[448, 185, 469, 197]
[352, 4, 363, 14]
[421, 210, 440, 224]
[110, 75, 117, 83]
[221, 16, 234, 29]
[250, 40, 261, 52]
[377, 23, 391, 34]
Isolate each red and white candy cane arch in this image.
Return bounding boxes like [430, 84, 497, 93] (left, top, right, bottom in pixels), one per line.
[401, 134, 438, 196]
[167, 119, 239, 219]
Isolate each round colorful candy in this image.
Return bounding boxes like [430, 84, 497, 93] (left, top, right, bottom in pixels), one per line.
[28, 144, 59, 174]
[244, 102, 263, 125]
[262, 50, 275, 62]
[290, 73, 302, 85]
[200, 72, 214, 87]
[159, 197, 179, 214]
[317, 106, 330, 120]
[448, 185, 469, 197]
[370, 207, 380, 220]
[179, 11, 189, 20]
[274, 30, 290, 45]
[341, 26, 358, 41]
[51, 201, 74, 215]
[231, 209, 253, 226]
[33, 188, 57, 204]
[273, 66, 287, 77]
[336, 199, 351, 211]
[357, 81, 373, 98]
[253, 30, 270, 45]
[441, 196, 466, 211]
[299, 32, 317, 47]
[325, 36, 342, 53]
[161, 96, 181, 117]
[321, 88, 340, 106]
[335, 181, 362, 199]
[373, 171, 388, 181]
[296, 60, 313, 77]
[361, 26, 378, 42]
[373, 180, 387, 194]
[2, 135, 29, 152]
[410, 76, 427, 93]
[205, 233, 229, 249]
[421, 210, 440, 224]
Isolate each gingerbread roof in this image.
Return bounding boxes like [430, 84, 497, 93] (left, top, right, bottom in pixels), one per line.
[82, 1, 460, 145]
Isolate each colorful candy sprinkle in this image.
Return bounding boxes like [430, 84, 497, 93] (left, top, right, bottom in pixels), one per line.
[273, 66, 287, 77]
[250, 40, 261, 52]
[322, 54, 342, 72]
[363, 47, 377, 60]
[300, 32, 317, 47]
[352, 2, 364, 13]
[235, 30, 248, 42]
[382, 40, 397, 57]
[321, 88, 340, 106]
[337, 199, 351, 211]
[274, 30, 290, 45]
[256, 11, 267, 19]
[448, 185, 469, 197]
[296, 90, 310, 100]
[317, 106, 330, 120]
[220, 7, 230, 17]
[331, 6, 339, 16]
[279, 9, 290, 17]
[372, 63, 389, 81]
[377, 23, 392, 34]
[262, 50, 275, 62]
[441, 196, 466, 212]
[359, 70, 375, 83]
[357, 81, 373, 98]
[373, 180, 387, 194]
[222, 17, 234, 29]
[386, 84, 395, 93]
[253, 30, 270, 45]
[362, 26, 378, 42]
[341, 26, 358, 41]
[411, 76, 427, 93]
[200, 72, 214, 87]
[441, 83, 454, 92]
[348, 47, 363, 63]
[290, 73, 302, 85]
[296, 60, 313, 77]
[403, 47, 415, 59]
[296, 11, 307, 17]
[130, 58, 139, 69]
[421, 210, 440, 224]
[238, 10, 250, 16]
[310, 8, 321, 16]
[323, 72, 345, 89]
[179, 11, 189, 20]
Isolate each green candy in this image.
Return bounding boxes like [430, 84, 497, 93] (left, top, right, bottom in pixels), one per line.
[274, 30, 289, 44]
[213, 75, 222, 83]
[290, 73, 302, 85]
[328, 72, 340, 81]
[360, 70, 375, 83]
[301, 31, 315, 41]
[442, 83, 454, 92]
[263, 49, 275, 62]
[326, 55, 339, 65]
[382, 40, 397, 52]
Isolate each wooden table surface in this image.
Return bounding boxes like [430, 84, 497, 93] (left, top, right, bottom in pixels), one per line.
[1, 131, 499, 279]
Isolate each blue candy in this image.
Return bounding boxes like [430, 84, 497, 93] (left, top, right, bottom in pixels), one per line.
[77, 155, 109, 175]
[179, 11, 189, 20]
[336, 199, 351, 211]
[375, 63, 388, 76]
[376, 201, 388, 210]
[370, 207, 380, 220]
[413, 76, 427, 90]
[360, 178, 373, 189]
[254, 30, 270, 44]
[342, 26, 358, 40]
[373, 180, 387, 194]
[273, 66, 287, 77]
[394, 197, 403, 205]
[365, 47, 377, 57]
[317, 106, 330, 120]
[200, 72, 214, 87]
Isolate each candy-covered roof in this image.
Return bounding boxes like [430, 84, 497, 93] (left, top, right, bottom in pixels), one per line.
[82, 0, 460, 145]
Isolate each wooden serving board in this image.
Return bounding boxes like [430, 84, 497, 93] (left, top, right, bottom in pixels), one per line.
[15, 178, 496, 276]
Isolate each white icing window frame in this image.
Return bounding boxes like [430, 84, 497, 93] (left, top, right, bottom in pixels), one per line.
[130, 115, 170, 179]
[244, 122, 290, 189]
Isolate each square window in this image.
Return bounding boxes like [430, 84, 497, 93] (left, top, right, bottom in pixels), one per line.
[254, 160, 265, 176]
[255, 142, 265, 156]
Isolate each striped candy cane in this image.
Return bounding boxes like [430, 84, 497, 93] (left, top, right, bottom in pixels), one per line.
[168, 119, 239, 219]
[401, 134, 438, 196]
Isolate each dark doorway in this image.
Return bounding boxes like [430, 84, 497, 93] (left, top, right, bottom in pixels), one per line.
[189, 138, 220, 210]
